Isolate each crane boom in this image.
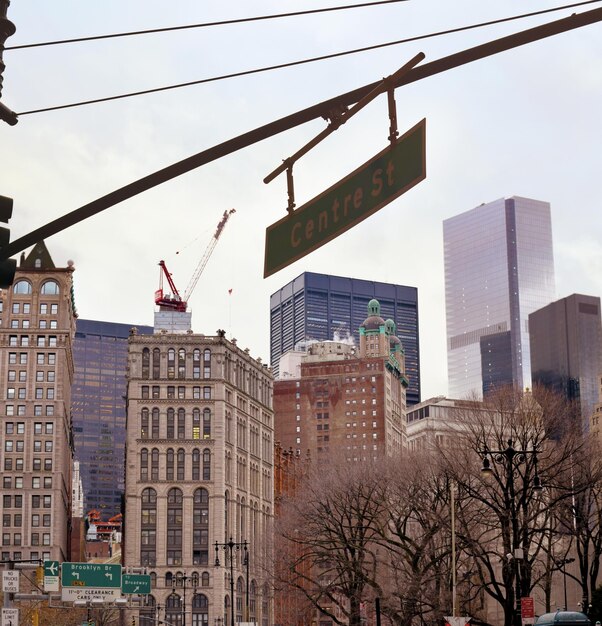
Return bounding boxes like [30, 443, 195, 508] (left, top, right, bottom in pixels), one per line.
[154, 208, 235, 313]
[183, 208, 235, 301]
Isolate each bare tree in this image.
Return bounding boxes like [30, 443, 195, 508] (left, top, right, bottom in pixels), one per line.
[274, 454, 387, 626]
[441, 386, 591, 626]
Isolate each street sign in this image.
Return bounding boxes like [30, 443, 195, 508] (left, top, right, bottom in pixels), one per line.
[61, 562, 121, 589]
[521, 596, 535, 626]
[44, 560, 60, 592]
[61, 587, 121, 602]
[2, 571, 19, 593]
[122, 574, 151, 595]
[264, 118, 426, 277]
[1, 609, 19, 626]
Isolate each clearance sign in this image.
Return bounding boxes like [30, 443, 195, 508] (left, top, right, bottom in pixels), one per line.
[264, 118, 426, 278]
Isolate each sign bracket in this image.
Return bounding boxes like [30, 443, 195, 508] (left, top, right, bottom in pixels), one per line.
[263, 52, 425, 214]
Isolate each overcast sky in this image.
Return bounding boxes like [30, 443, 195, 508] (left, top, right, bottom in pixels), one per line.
[1, 0, 601, 399]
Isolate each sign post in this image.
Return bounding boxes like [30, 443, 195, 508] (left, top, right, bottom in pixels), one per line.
[264, 118, 426, 277]
[521, 596, 535, 626]
[1, 571, 19, 593]
[121, 574, 151, 595]
[61, 563, 122, 602]
[1, 609, 19, 626]
[44, 560, 60, 592]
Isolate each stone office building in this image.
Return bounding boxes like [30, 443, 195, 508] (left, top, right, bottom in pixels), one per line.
[0, 242, 77, 563]
[124, 329, 274, 626]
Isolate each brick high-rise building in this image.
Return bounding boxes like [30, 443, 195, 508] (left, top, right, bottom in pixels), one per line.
[0, 242, 77, 562]
[124, 329, 274, 626]
[274, 299, 408, 460]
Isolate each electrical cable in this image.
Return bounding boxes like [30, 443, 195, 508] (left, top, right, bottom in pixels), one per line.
[5, 0, 410, 50]
[16, 0, 602, 117]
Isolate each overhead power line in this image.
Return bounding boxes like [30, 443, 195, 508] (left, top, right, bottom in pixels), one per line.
[16, 0, 602, 117]
[3, 5, 602, 262]
[5, 0, 410, 50]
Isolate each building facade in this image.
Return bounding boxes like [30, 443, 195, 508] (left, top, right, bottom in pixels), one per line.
[274, 299, 408, 460]
[72, 318, 153, 517]
[270, 272, 420, 405]
[444, 196, 556, 398]
[0, 242, 77, 562]
[124, 329, 274, 626]
[529, 293, 602, 431]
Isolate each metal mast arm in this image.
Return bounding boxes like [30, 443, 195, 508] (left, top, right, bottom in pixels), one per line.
[183, 209, 235, 301]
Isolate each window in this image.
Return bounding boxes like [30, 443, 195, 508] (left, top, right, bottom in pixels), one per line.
[50, 304, 58, 315]
[141, 409, 149, 439]
[140, 487, 157, 567]
[166, 408, 175, 439]
[142, 348, 150, 378]
[45, 423, 54, 434]
[203, 409, 211, 439]
[140, 449, 149, 481]
[41, 281, 59, 295]
[48, 353, 56, 365]
[203, 386, 211, 400]
[5, 423, 14, 435]
[192, 449, 200, 480]
[203, 349, 211, 379]
[202, 449, 211, 480]
[17, 388, 26, 399]
[192, 409, 200, 439]
[167, 349, 175, 379]
[152, 408, 160, 438]
[177, 449, 185, 481]
[39, 304, 47, 315]
[152, 348, 160, 379]
[44, 441, 53, 452]
[193, 386, 201, 400]
[37, 336, 46, 347]
[7, 388, 15, 399]
[178, 386, 185, 399]
[151, 449, 159, 481]
[13, 280, 32, 294]
[5, 405, 13, 416]
[142, 386, 149, 399]
[8, 353, 16, 364]
[193, 488, 209, 565]
[166, 449, 174, 481]
[12, 303, 19, 314]
[152, 385, 160, 399]
[193, 350, 201, 379]
[167, 386, 175, 399]
[46, 388, 54, 400]
[178, 349, 186, 378]
[177, 408, 185, 439]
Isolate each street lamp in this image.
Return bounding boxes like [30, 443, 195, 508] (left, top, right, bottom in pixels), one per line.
[556, 558, 575, 610]
[172, 572, 198, 626]
[215, 538, 248, 626]
[480, 439, 543, 626]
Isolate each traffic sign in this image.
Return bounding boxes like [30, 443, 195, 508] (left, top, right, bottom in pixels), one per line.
[2, 571, 19, 593]
[61, 587, 121, 603]
[1, 609, 19, 626]
[44, 560, 60, 592]
[264, 118, 426, 277]
[61, 562, 121, 588]
[122, 574, 151, 595]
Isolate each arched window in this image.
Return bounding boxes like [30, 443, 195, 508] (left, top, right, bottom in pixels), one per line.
[167, 408, 175, 439]
[167, 349, 176, 379]
[203, 349, 211, 379]
[41, 280, 59, 295]
[202, 449, 211, 481]
[201, 572, 209, 587]
[166, 593, 182, 626]
[225, 491, 229, 538]
[140, 488, 157, 567]
[177, 448, 185, 481]
[141, 408, 149, 439]
[166, 449, 174, 481]
[203, 409, 211, 439]
[225, 596, 231, 626]
[191, 593, 209, 626]
[262, 583, 269, 626]
[192, 449, 200, 481]
[193, 488, 209, 565]
[190, 572, 199, 588]
[177, 408, 186, 439]
[250, 581, 257, 622]
[149, 572, 157, 588]
[236, 577, 244, 623]
[193, 350, 201, 379]
[142, 348, 150, 378]
[151, 449, 159, 481]
[192, 409, 200, 440]
[167, 488, 183, 566]
[151, 408, 160, 438]
[140, 449, 148, 481]
[178, 349, 186, 378]
[152, 348, 160, 379]
[165, 572, 173, 587]
[13, 280, 32, 295]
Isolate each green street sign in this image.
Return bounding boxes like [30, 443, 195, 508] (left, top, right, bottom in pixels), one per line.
[61, 563, 121, 589]
[264, 118, 426, 277]
[44, 561, 59, 577]
[122, 574, 151, 595]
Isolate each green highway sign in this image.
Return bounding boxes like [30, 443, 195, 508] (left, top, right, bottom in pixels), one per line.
[122, 574, 151, 595]
[61, 563, 121, 589]
[43, 560, 60, 592]
[264, 118, 426, 277]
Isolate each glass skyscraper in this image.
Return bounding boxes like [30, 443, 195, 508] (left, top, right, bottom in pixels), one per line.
[270, 272, 420, 405]
[443, 196, 556, 398]
[530, 294, 602, 432]
[72, 319, 153, 517]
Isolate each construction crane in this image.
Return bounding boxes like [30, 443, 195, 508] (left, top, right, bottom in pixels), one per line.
[155, 208, 235, 313]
